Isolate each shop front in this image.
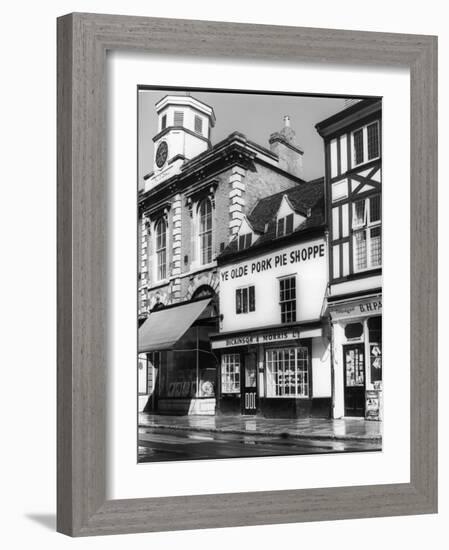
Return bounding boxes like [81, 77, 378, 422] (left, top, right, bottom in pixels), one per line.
[138, 297, 219, 415]
[211, 323, 332, 419]
[328, 294, 382, 420]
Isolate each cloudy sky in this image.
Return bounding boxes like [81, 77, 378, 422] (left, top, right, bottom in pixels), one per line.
[138, 88, 352, 185]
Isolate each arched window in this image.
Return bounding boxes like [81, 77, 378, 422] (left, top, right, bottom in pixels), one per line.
[198, 198, 213, 265]
[155, 218, 167, 280]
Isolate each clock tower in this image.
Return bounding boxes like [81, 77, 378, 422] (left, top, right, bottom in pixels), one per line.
[146, 95, 216, 190]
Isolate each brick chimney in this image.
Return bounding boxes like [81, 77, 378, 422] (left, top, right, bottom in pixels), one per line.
[269, 115, 304, 178]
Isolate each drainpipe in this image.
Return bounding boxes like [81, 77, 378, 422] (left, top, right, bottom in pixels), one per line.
[196, 326, 200, 400]
[329, 318, 335, 419]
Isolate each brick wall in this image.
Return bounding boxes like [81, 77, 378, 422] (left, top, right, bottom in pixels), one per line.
[245, 163, 299, 213]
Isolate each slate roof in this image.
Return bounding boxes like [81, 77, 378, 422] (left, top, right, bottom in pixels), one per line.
[248, 178, 324, 231]
[218, 178, 325, 263]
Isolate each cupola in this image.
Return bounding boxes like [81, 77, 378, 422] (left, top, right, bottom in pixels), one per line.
[152, 94, 216, 175]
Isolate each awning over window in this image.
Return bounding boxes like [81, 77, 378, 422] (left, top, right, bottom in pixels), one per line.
[138, 298, 211, 353]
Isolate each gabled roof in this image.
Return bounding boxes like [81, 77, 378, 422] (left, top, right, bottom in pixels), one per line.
[218, 178, 325, 263]
[247, 178, 324, 231]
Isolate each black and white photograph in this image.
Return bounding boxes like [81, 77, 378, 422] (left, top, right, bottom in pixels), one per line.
[137, 88, 382, 462]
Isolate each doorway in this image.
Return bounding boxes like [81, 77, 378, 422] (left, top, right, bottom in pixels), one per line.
[343, 344, 365, 416]
[242, 352, 257, 415]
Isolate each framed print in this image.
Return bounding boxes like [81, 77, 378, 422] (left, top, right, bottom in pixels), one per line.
[57, 13, 437, 536]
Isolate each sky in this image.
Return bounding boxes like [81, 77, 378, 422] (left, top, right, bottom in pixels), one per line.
[138, 89, 351, 185]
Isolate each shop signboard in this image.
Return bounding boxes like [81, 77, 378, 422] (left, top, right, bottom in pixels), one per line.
[329, 296, 382, 321]
[211, 326, 321, 349]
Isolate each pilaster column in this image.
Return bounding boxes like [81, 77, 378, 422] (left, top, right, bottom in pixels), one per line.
[171, 194, 182, 301]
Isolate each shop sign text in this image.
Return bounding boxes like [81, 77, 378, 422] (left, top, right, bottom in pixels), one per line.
[331, 298, 382, 321]
[220, 243, 325, 281]
[212, 328, 309, 349]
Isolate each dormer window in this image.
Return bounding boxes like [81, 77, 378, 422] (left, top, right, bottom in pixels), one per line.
[277, 213, 294, 237]
[194, 115, 203, 135]
[238, 233, 252, 250]
[174, 110, 184, 126]
[161, 114, 167, 130]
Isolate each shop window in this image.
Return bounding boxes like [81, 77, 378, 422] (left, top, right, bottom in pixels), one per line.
[277, 213, 294, 237]
[221, 354, 241, 393]
[236, 286, 255, 314]
[155, 218, 167, 280]
[145, 351, 161, 396]
[344, 322, 363, 339]
[352, 195, 381, 272]
[266, 347, 309, 397]
[198, 198, 213, 265]
[352, 121, 380, 167]
[138, 356, 148, 395]
[368, 317, 382, 383]
[344, 346, 365, 387]
[279, 276, 296, 323]
[238, 233, 252, 250]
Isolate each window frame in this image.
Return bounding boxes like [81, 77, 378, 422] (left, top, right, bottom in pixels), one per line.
[154, 217, 167, 281]
[198, 197, 213, 265]
[173, 110, 184, 126]
[221, 353, 241, 394]
[276, 213, 294, 238]
[352, 195, 381, 272]
[265, 346, 310, 398]
[194, 114, 203, 135]
[279, 275, 297, 324]
[238, 233, 252, 251]
[236, 285, 256, 314]
[351, 120, 380, 168]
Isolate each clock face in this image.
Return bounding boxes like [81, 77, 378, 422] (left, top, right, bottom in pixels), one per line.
[155, 141, 168, 168]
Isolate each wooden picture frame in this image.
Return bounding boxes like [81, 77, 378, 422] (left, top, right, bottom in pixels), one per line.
[57, 12, 438, 536]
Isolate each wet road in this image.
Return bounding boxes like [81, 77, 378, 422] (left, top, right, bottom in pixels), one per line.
[138, 427, 381, 462]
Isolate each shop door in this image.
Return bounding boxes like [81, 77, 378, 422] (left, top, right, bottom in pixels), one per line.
[242, 352, 257, 415]
[343, 344, 365, 416]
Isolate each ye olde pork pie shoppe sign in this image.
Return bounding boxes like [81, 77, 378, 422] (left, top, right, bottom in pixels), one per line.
[219, 243, 325, 281]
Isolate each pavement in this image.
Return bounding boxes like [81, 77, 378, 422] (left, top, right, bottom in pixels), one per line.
[139, 412, 382, 442]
